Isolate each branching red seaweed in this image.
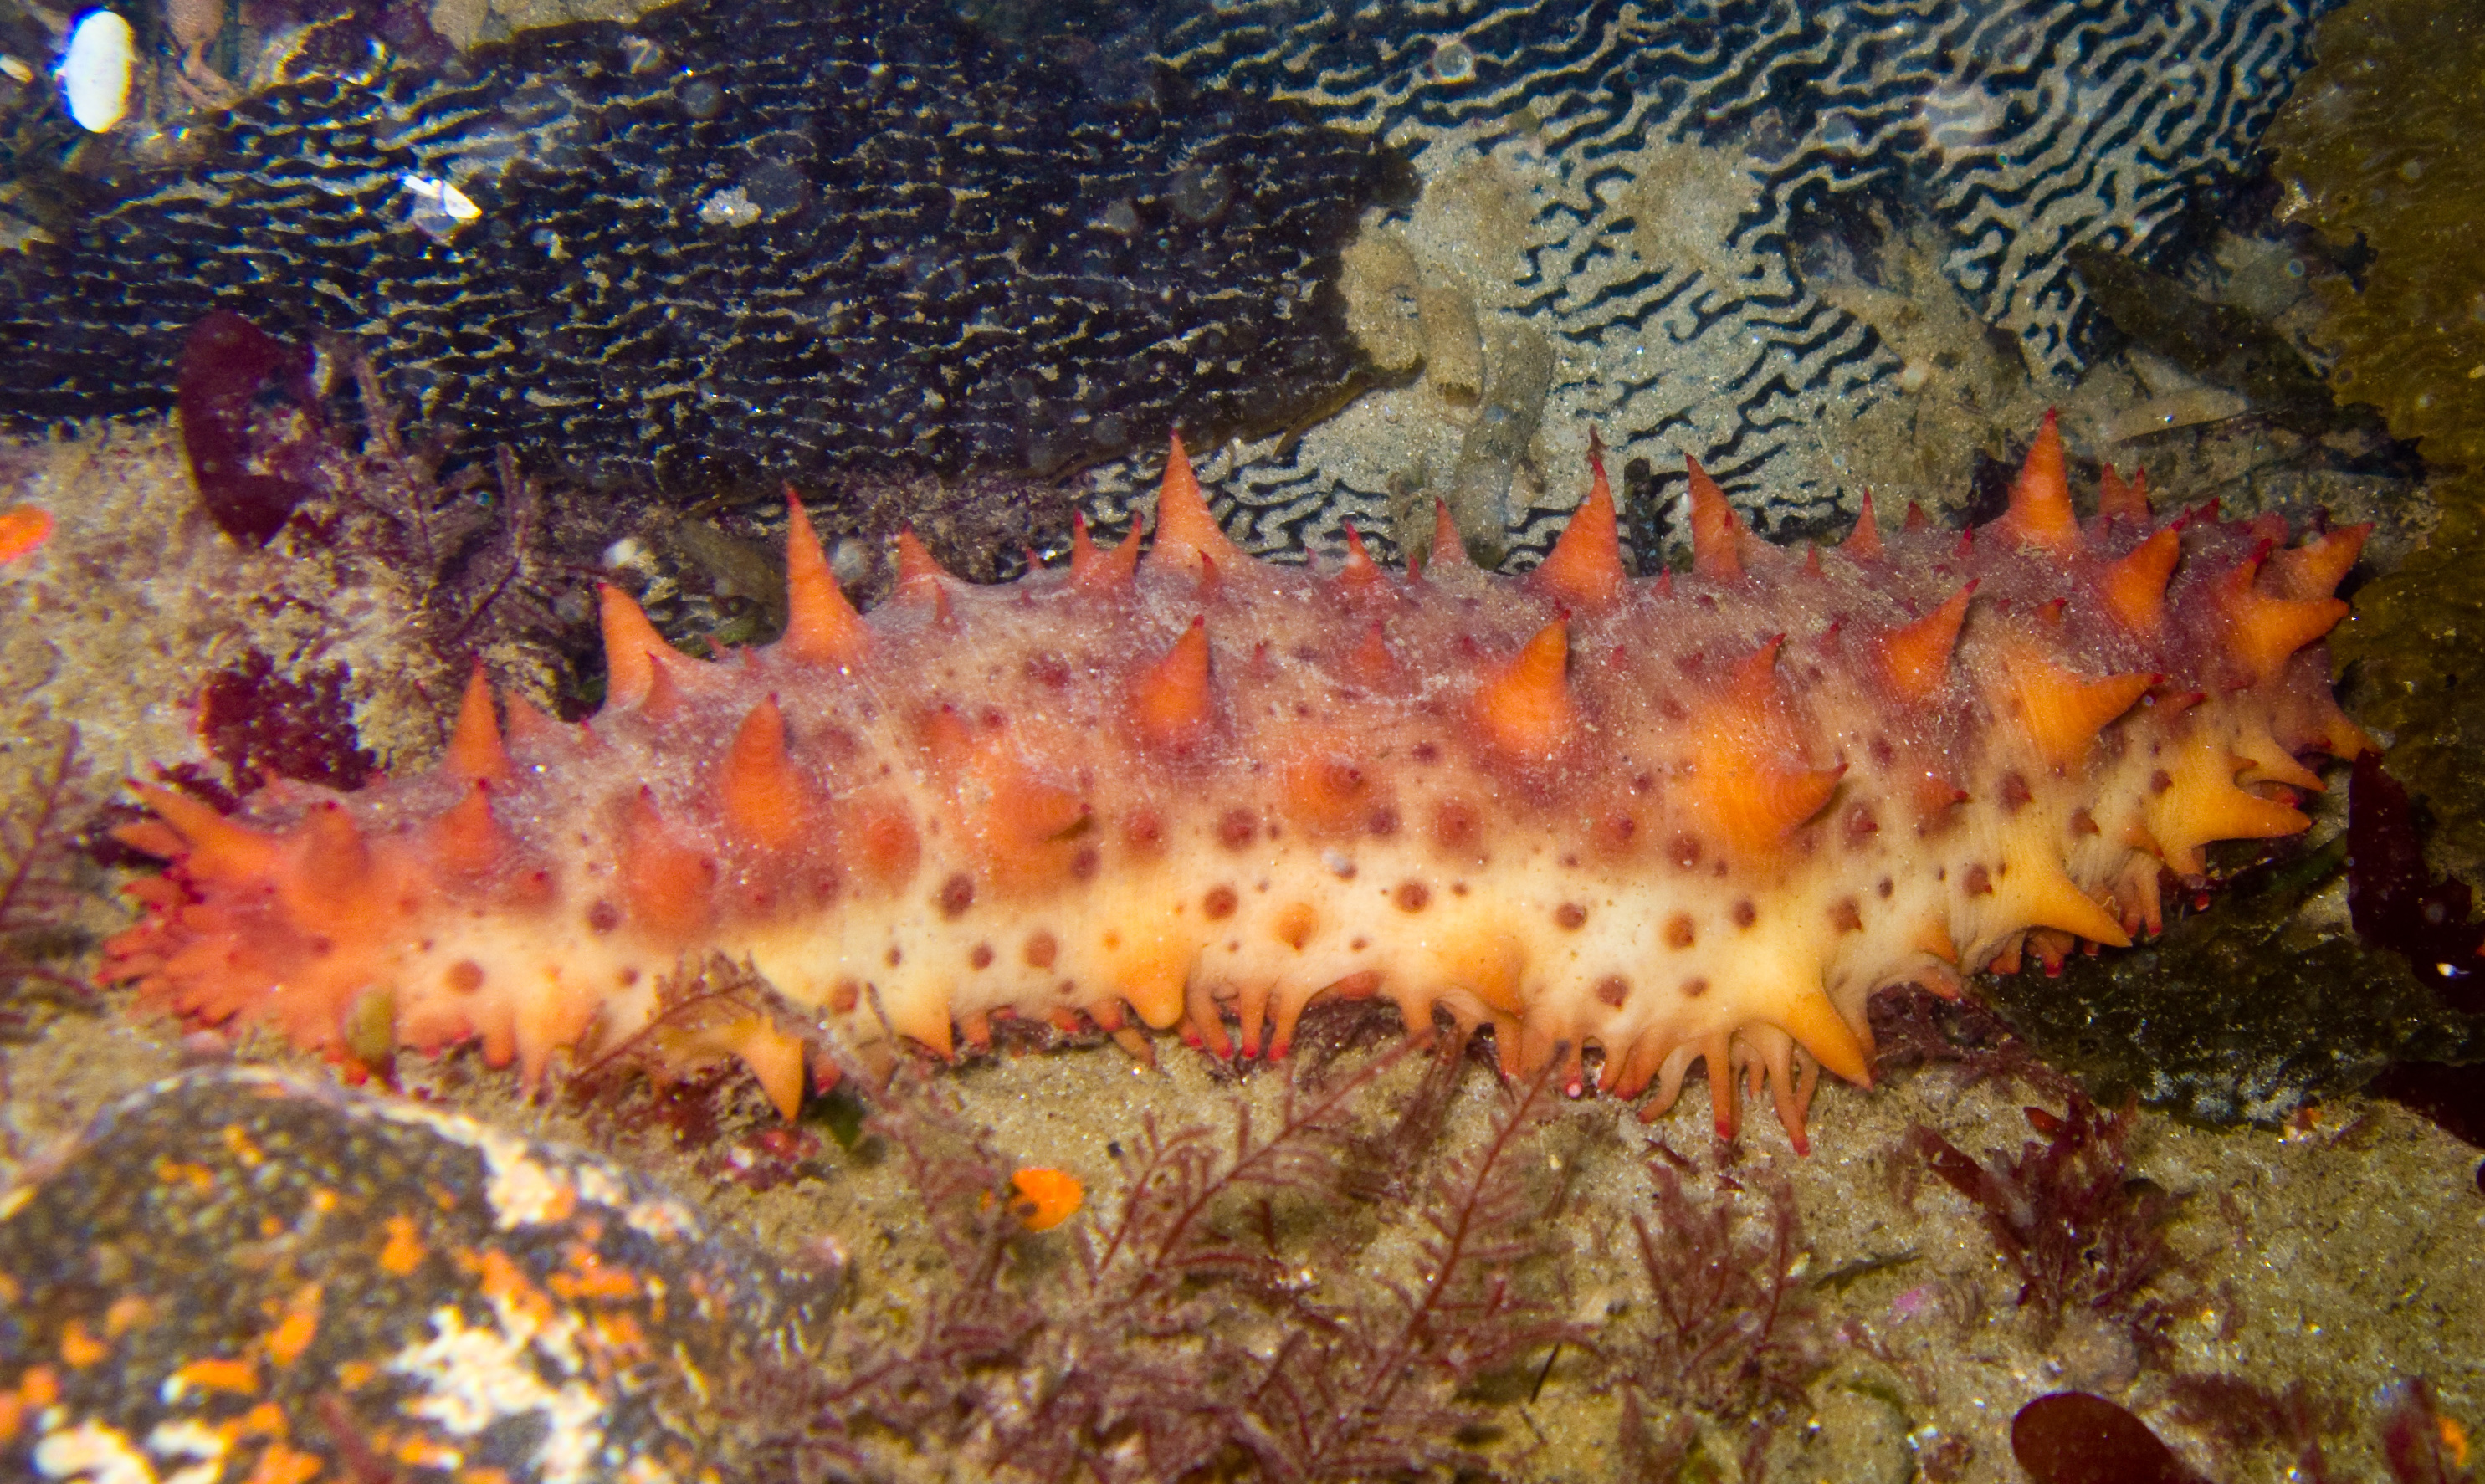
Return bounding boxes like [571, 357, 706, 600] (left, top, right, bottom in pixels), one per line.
[1599, 1156, 1823, 1479]
[1900, 1093, 2180, 1348]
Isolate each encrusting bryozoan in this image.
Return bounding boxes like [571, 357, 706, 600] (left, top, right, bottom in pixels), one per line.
[100, 415, 2368, 1149]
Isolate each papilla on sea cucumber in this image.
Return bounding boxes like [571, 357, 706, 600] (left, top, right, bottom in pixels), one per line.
[97, 413, 2370, 1149]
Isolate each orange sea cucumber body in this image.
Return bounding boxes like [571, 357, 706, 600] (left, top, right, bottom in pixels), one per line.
[100, 417, 2367, 1148]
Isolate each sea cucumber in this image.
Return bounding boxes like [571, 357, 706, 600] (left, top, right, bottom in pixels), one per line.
[98, 417, 2368, 1148]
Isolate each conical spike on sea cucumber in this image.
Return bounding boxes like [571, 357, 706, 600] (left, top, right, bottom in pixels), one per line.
[2099, 528, 2180, 637]
[2002, 648, 2157, 772]
[1335, 524, 1387, 596]
[2098, 463, 2151, 521]
[893, 529, 951, 601]
[1150, 434, 1242, 570]
[1473, 622, 1574, 762]
[1132, 617, 1214, 750]
[720, 696, 811, 850]
[1726, 634, 1790, 709]
[639, 653, 687, 720]
[1427, 499, 1469, 573]
[1995, 408, 2081, 552]
[620, 789, 716, 942]
[1843, 491, 1884, 559]
[2264, 524, 2370, 601]
[446, 664, 511, 785]
[1071, 509, 1145, 591]
[1992, 851, 2133, 949]
[1535, 452, 1624, 606]
[430, 782, 507, 877]
[127, 784, 279, 881]
[597, 584, 679, 709]
[780, 491, 869, 663]
[1878, 583, 1976, 703]
[1686, 455, 1746, 581]
[2213, 557, 2349, 687]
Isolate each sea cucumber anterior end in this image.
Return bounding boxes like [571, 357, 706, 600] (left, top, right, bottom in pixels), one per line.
[98, 417, 2372, 1149]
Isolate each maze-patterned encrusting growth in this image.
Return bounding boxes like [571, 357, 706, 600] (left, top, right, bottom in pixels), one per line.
[100, 418, 2366, 1149]
[0, 0, 1401, 492]
[1123, 0, 2330, 559]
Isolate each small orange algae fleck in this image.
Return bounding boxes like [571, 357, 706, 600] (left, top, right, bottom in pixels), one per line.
[264, 1283, 321, 1365]
[58, 1318, 107, 1368]
[377, 1214, 425, 1277]
[172, 1355, 259, 1395]
[1008, 1168, 1084, 1232]
[0, 504, 51, 563]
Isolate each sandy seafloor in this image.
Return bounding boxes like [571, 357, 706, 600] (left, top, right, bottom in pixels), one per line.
[4, 1, 2485, 1479]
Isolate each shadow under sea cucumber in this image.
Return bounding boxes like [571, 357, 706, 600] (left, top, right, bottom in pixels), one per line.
[96, 415, 2368, 1151]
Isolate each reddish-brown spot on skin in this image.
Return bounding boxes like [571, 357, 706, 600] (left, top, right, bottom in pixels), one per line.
[937, 873, 976, 919]
[831, 980, 859, 1013]
[1669, 834, 1703, 870]
[970, 944, 995, 970]
[849, 798, 921, 888]
[1025, 652, 1071, 688]
[1431, 798, 1483, 859]
[1596, 975, 1631, 1007]
[1069, 845, 1101, 881]
[1665, 913, 1696, 949]
[885, 946, 904, 968]
[1555, 903, 1588, 930]
[2000, 771, 2033, 812]
[586, 900, 621, 934]
[1217, 808, 1258, 849]
[1730, 899, 1757, 929]
[1843, 804, 1878, 848]
[1275, 903, 1317, 949]
[2149, 769, 2175, 795]
[1366, 807, 1400, 837]
[1681, 977, 1709, 998]
[2070, 807, 2100, 836]
[1122, 810, 1165, 854]
[1593, 812, 1640, 857]
[1830, 898, 1863, 933]
[1394, 880, 1430, 913]
[1964, 863, 1993, 896]
[1202, 886, 1239, 919]
[1024, 932, 1058, 970]
[446, 960, 484, 994]
[1412, 741, 1440, 765]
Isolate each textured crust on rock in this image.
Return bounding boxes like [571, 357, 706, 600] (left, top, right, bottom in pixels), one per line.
[100, 417, 2368, 1149]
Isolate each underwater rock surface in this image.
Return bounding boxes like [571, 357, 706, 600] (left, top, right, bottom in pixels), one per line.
[6, 0, 2339, 555]
[0, 0, 1404, 494]
[0, 1067, 802, 1484]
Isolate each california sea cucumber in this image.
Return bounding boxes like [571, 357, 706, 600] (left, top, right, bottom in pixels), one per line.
[99, 417, 2368, 1148]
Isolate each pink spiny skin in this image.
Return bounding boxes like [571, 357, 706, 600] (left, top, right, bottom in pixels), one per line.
[100, 416, 2369, 1149]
